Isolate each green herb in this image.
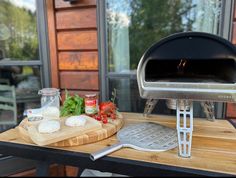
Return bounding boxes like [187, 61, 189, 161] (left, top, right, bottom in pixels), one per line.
[60, 90, 85, 117]
[111, 88, 117, 103]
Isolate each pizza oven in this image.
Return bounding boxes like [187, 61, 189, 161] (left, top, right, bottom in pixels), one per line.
[137, 32, 236, 103]
[137, 32, 236, 158]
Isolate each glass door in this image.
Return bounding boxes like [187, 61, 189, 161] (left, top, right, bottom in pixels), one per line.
[0, 0, 49, 130]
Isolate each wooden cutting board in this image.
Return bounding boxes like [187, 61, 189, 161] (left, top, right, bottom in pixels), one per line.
[26, 115, 102, 146]
[18, 113, 124, 147]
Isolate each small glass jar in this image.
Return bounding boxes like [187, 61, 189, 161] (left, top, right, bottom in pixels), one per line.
[85, 93, 98, 116]
[38, 88, 60, 119]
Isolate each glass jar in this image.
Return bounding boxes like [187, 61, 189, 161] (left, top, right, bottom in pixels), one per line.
[85, 93, 98, 116]
[38, 88, 60, 119]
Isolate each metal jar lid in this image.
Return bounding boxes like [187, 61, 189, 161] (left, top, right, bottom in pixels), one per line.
[38, 88, 60, 96]
[85, 93, 97, 98]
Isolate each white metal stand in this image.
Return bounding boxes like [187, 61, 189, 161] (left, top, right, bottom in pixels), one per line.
[176, 100, 193, 158]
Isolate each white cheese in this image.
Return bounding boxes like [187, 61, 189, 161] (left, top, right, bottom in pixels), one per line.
[38, 120, 60, 133]
[65, 115, 87, 127]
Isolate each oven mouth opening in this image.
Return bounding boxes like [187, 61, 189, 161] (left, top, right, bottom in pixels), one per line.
[145, 59, 236, 83]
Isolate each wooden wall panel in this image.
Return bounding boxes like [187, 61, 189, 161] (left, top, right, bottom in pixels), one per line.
[59, 52, 98, 70]
[46, 0, 100, 105]
[57, 31, 98, 50]
[55, 0, 96, 9]
[235, 2, 236, 19]
[60, 71, 99, 90]
[226, 5, 236, 118]
[232, 22, 236, 45]
[46, 0, 59, 88]
[61, 90, 100, 102]
[56, 8, 97, 29]
[226, 103, 236, 118]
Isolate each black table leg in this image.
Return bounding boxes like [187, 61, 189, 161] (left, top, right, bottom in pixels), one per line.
[36, 161, 50, 177]
[77, 167, 85, 177]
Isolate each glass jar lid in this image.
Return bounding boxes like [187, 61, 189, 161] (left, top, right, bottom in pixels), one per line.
[38, 88, 60, 96]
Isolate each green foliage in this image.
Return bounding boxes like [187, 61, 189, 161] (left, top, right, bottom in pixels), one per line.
[60, 90, 85, 117]
[0, 0, 38, 60]
[111, 88, 117, 103]
[107, 0, 195, 71]
[129, 0, 195, 69]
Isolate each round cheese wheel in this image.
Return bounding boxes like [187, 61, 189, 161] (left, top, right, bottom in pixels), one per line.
[38, 120, 60, 133]
[65, 115, 87, 127]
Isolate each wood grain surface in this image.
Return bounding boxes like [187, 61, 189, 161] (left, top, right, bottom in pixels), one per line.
[55, 0, 96, 9]
[56, 8, 97, 29]
[27, 116, 102, 146]
[1, 113, 236, 175]
[60, 71, 99, 90]
[60, 90, 100, 102]
[58, 51, 98, 70]
[57, 31, 98, 50]
[45, 0, 99, 98]
[234, 3, 236, 20]
[17, 113, 124, 147]
[232, 22, 236, 45]
[46, 0, 59, 88]
[226, 103, 236, 118]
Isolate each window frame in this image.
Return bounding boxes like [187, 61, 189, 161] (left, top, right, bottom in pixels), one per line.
[0, 0, 51, 88]
[0, 0, 51, 174]
[98, 0, 235, 118]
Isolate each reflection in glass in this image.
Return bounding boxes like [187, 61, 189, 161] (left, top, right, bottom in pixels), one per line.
[109, 78, 208, 118]
[107, 0, 222, 73]
[106, 0, 223, 115]
[0, 0, 39, 61]
[0, 65, 41, 130]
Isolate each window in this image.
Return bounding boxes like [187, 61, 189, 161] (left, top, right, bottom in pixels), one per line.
[99, 0, 234, 117]
[0, 0, 49, 131]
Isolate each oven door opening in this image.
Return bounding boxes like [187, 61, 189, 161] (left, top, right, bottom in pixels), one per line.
[145, 59, 236, 83]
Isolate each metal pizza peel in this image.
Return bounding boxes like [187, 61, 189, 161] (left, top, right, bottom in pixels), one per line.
[90, 122, 178, 161]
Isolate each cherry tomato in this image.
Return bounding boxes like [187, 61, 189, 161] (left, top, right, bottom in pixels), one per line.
[96, 115, 101, 121]
[102, 118, 108, 124]
[102, 115, 108, 124]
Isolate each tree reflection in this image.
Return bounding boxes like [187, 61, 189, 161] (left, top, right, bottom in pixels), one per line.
[107, 0, 221, 71]
[129, 0, 195, 69]
[0, 0, 38, 61]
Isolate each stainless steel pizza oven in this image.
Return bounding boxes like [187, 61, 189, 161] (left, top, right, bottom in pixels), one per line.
[137, 32, 236, 103]
[137, 32, 236, 158]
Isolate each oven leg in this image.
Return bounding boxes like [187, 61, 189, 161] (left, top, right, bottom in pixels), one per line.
[143, 99, 158, 117]
[176, 100, 193, 158]
[200, 101, 215, 121]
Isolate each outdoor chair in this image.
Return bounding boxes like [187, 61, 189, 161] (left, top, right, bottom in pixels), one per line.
[0, 84, 17, 125]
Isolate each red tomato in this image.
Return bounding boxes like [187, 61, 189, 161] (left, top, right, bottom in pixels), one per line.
[96, 115, 101, 121]
[102, 115, 108, 124]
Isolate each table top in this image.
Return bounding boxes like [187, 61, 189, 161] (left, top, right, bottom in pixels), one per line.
[0, 112, 235, 176]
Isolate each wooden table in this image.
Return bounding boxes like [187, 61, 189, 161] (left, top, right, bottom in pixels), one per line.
[0, 112, 235, 176]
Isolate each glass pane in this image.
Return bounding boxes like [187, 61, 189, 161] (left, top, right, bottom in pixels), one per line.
[107, 0, 222, 73]
[109, 78, 211, 118]
[106, 0, 223, 116]
[0, 0, 39, 61]
[0, 65, 41, 131]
